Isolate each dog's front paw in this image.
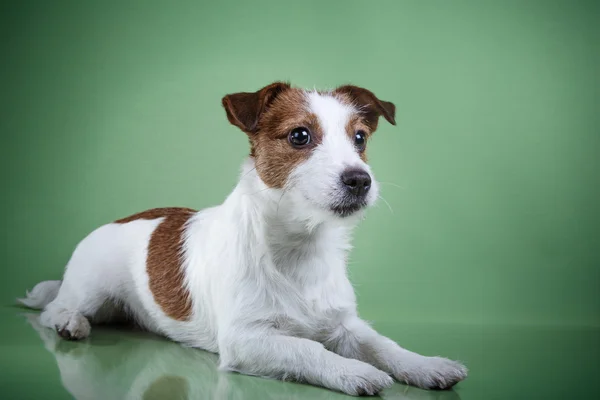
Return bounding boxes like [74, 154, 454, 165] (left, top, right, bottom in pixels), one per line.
[396, 357, 467, 390]
[336, 360, 394, 396]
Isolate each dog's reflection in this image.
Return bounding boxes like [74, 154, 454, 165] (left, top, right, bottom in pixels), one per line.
[24, 313, 460, 400]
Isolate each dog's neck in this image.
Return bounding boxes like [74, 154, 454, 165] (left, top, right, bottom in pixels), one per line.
[222, 158, 358, 281]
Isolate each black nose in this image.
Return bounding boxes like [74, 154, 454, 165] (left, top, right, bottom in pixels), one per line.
[341, 169, 372, 197]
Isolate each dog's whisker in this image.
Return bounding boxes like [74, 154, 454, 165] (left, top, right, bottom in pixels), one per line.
[378, 195, 394, 214]
[378, 181, 406, 190]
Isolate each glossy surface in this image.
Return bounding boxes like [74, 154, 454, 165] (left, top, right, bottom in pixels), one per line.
[1, 306, 598, 399]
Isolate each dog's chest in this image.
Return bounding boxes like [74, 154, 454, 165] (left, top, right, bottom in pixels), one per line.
[258, 227, 356, 340]
[271, 303, 347, 342]
[269, 272, 355, 341]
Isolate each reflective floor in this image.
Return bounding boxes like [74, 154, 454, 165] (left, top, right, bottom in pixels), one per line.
[1, 306, 598, 400]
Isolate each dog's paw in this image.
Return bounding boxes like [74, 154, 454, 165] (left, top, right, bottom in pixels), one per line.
[53, 313, 91, 341]
[336, 360, 394, 396]
[396, 357, 467, 390]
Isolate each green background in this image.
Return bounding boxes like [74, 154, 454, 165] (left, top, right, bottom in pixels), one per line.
[1, 1, 598, 399]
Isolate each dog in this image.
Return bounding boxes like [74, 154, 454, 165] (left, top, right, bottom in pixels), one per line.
[18, 82, 467, 396]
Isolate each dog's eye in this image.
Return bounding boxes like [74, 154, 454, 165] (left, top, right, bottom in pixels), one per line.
[354, 131, 366, 152]
[289, 127, 311, 148]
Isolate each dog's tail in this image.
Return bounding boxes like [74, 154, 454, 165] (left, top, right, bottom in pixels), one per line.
[17, 280, 61, 309]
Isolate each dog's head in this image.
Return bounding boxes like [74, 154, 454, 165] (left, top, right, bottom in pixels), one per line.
[222, 82, 395, 220]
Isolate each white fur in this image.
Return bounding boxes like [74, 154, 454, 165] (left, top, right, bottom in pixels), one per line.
[18, 92, 467, 395]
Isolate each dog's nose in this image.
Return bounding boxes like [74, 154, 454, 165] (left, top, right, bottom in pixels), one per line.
[341, 169, 372, 197]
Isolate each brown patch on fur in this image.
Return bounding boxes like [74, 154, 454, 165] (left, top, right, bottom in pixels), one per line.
[115, 207, 196, 321]
[345, 115, 372, 162]
[115, 207, 197, 224]
[253, 89, 323, 188]
[223, 83, 321, 188]
[334, 86, 396, 162]
[334, 85, 396, 130]
[222, 82, 291, 135]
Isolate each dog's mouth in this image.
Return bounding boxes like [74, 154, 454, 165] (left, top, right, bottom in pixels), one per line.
[330, 199, 367, 218]
[299, 189, 369, 218]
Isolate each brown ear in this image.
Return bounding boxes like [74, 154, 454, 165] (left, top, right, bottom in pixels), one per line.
[222, 82, 291, 134]
[334, 85, 396, 128]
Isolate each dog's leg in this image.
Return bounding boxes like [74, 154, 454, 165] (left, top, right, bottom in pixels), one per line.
[40, 280, 109, 341]
[219, 332, 394, 396]
[38, 223, 134, 340]
[325, 317, 467, 390]
[40, 272, 112, 340]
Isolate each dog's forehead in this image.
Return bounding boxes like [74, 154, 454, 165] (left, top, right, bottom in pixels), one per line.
[260, 89, 360, 139]
[306, 91, 356, 132]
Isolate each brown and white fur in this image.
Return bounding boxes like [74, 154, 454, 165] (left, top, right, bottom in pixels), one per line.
[18, 82, 467, 396]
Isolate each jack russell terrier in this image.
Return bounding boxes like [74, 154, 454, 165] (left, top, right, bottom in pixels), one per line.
[19, 82, 467, 396]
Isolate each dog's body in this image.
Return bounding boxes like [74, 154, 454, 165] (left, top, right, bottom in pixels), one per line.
[19, 83, 467, 396]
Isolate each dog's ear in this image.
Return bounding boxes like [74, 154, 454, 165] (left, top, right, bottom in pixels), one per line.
[334, 85, 396, 129]
[222, 82, 291, 134]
